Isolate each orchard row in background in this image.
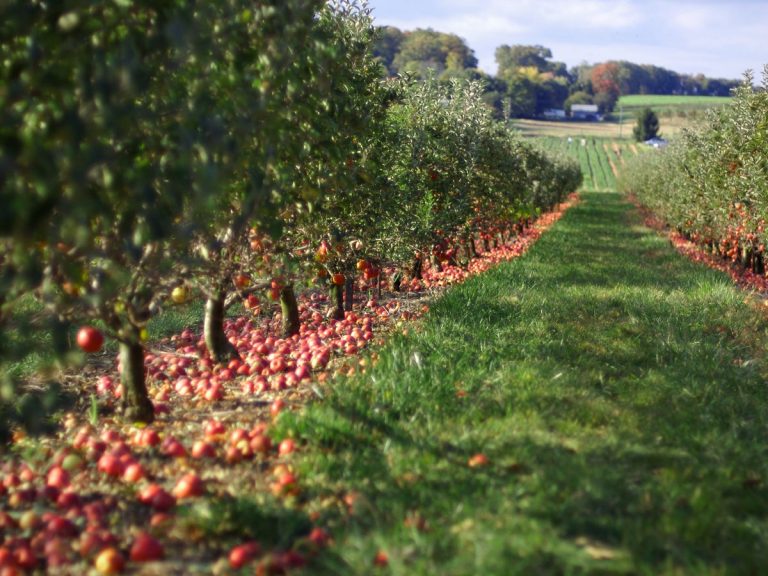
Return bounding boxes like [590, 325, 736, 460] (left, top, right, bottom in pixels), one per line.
[619, 69, 768, 279]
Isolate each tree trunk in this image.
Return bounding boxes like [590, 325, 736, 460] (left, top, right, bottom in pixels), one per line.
[754, 252, 765, 275]
[330, 283, 344, 320]
[344, 277, 354, 312]
[391, 271, 402, 292]
[482, 237, 490, 252]
[204, 292, 240, 363]
[279, 284, 300, 338]
[740, 245, 750, 267]
[119, 340, 154, 424]
[430, 253, 443, 272]
[410, 255, 423, 280]
[466, 234, 478, 259]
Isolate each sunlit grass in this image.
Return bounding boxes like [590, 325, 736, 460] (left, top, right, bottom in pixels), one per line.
[293, 191, 768, 575]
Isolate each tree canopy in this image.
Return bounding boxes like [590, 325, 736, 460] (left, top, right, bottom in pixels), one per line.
[379, 28, 478, 78]
[495, 44, 568, 79]
[633, 108, 661, 142]
[370, 29, 739, 119]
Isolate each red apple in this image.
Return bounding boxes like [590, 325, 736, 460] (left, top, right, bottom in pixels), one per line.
[76, 326, 104, 353]
[271, 472, 299, 497]
[191, 440, 216, 459]
[56, 490, 82, 509]
[46, 466, 70, 490]
[229, 428, 249, 446]
[161, 437, 187, 458]
[270, 399, 286, 419]
[172, 473, 204, 499]
[13, 544, 37, 570]
[308, 527, 330, 547]
[46, 515, 78, 538]
[278, 439, 296, 456]
[97, 453, 124, 478]
[250, 434, 272, 455]
[234, 273, 251, 288]
[373, 550, 389, 567]
[129, 533, 164, 562]
[122, 463, 146, 483]
[228, 541, 261, 569]
[468, 453, 489, 468]
[135, 428, 161, 448]
[138, 485, 175, 512]
[204, 419, 226, 439]
[294, 365, 310, 381]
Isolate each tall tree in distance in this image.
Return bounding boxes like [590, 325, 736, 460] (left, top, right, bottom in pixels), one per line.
[495, 44, 552, 75]
[633, 107, 661, 142]
[373, 25, 404, 75]
[390, 28, 477, 78]
[591, 61, 623, 113]
[495, 45, 569, 118]
[495, 45, 569, 78]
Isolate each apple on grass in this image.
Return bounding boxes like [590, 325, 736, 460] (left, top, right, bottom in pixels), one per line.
[468, 453, 489, 468]
[278, 439, 296, 456]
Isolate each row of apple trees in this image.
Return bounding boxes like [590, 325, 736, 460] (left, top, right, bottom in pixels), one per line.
[618, 69, 768, 271]
[0, 0, 581, 433]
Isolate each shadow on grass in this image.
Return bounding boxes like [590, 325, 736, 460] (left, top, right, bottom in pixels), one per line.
[298, 192, 768, 575]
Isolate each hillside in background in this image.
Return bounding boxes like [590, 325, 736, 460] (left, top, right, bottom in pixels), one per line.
[372, 26, 742, 119]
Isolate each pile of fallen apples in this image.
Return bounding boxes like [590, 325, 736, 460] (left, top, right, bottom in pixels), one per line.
[0, 196, 576, 574]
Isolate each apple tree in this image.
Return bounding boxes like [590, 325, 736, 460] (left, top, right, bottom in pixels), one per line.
[168, 0, 350, 358]
[279, 0, 391, 321]
[0, 1, 286, 422]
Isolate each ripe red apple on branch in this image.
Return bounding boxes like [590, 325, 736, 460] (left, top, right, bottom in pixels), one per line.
[76, 326, 104, 353]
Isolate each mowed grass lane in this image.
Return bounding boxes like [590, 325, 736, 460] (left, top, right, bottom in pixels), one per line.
[285, 191, 768, 575]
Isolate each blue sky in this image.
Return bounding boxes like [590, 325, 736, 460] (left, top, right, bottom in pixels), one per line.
[366, 0, 768, 80]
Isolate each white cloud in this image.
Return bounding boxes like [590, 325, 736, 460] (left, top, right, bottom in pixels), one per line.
[444, 0, 643, 30]
[665, 4, 718, 31]
[368, 0, 768, 79]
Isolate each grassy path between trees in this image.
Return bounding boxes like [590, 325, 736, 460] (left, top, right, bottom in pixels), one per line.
[289, 191, 768, 575]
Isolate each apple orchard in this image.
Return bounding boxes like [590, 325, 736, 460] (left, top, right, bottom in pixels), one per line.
[0, 1, 581, 574]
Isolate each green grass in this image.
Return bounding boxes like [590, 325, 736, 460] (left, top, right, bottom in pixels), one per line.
[619, 95, 732, 109]
[290, 191, 768, 575]
[618, 95, 731, 124]
[537, 137, 638, 192]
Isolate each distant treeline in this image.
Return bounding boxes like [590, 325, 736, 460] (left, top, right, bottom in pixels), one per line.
[373, 26, 742, 119]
